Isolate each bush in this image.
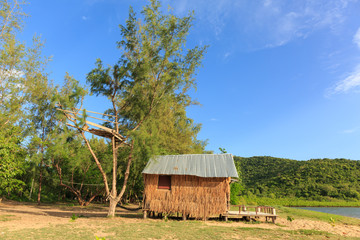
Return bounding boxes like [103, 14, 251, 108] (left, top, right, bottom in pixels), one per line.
[230, 182, 243, 205]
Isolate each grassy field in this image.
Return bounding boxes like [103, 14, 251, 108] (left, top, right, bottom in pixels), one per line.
[0, 220, 354, 240]
[1, 201, 360, 240]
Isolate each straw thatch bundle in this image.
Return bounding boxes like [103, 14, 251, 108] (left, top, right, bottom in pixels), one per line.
[143, 174, 230, 219]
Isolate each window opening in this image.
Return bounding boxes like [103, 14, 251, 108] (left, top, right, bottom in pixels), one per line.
[158, 175, 171, 190]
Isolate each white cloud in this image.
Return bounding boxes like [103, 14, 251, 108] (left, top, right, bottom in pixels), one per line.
[82, 16, 88, 21]
[353, 27, 360, 48]
[327, 64, 360, 95]
[223, 51, 231, 59]
[263, 0, 272, 7]
[0, 69, 24, 79]
[210, 118, 218, 121]
[164, 0, 353, 49]
[340, 127, 359, 134]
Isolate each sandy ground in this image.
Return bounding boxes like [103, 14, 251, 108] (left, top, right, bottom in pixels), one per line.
[206, 217, 360, 238]
[1, 200, 360, 238]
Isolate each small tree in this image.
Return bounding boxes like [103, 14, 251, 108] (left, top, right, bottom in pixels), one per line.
[0, 126, 26, 198]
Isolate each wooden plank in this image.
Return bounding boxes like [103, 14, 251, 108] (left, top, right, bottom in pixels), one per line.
[86, 115, 116, 124]
[58, 109, 118, 136]
[85, 120, 114, 133]
[57, 108, 116, 124]
[60, 108, 126, 142]
[65, 123, 90, 133]
[76, 108, 115, 117]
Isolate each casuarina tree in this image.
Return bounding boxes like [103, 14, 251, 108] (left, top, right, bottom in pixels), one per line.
[58, 0, 207, 217]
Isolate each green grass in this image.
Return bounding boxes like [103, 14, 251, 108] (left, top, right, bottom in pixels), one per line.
[242, 196, 360, 207]
[0, 219, 357, 240]
[276, 206, 360, 225]
[0, 214, 19, 221]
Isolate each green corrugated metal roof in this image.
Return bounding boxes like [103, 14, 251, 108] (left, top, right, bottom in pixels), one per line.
[142, 154, 239, 178]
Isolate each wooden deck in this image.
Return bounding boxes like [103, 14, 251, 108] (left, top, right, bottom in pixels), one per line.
[143, 205, 277, 223]
[223, 205, 277, 223]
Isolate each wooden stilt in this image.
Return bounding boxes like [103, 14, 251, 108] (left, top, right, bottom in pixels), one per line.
[143, 210, 147, 219]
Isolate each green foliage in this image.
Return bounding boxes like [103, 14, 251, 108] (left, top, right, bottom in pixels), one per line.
[0, 0, 57, 202]
[70, 213, 78, 221]
[219, 148, 227, 154]
[95, 237, 106, 240]
[230, 182, 244, 205]
[0, 126, 26, 196]
[241, 196, 360, 207]
[86, 0, 207, 132]
[50, 129, 110, 205]
[287, 216, 294, 222]
[235, 156, 360, 202]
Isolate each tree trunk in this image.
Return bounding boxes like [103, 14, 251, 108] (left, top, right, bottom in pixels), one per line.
[37, 165, 43, 205]
[113, 141, 134, 207]
[107, 197, 118, 217]
[29, 178, 34, 199]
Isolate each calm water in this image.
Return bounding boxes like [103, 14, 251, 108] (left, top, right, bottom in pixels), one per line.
[295, 207, 360, 219]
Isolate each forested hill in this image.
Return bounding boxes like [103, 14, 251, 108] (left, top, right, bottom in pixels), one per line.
[234, 156, 360, 201]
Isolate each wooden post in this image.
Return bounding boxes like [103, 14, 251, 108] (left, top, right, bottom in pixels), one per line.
[224, 215, 228, 221]
[143, 210, 147, 219]
[182, 212, 186, 221]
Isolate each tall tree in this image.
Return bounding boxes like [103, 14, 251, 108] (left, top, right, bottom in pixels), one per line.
[59, 0, 206, 217]
[26, 75, 57, 204]
[0, 0, 51, 198]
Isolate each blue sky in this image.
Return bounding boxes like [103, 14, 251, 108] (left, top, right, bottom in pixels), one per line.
[20, 0, 360, 160]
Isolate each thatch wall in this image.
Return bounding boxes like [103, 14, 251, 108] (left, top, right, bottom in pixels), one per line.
[143, 174, 230, 218]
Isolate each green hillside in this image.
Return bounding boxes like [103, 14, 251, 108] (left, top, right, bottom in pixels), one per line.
[234, 156, 360, 202]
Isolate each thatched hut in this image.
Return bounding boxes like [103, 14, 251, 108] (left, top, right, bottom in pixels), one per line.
[142, 154, 238, 220]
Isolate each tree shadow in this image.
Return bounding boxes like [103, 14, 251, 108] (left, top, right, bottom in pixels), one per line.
[0, 201, 142, 219]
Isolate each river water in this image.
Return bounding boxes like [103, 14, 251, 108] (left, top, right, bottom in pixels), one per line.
[295, 207, 360, 219]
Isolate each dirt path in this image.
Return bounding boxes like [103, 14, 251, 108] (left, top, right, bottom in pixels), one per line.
[1, 200, 360, 238]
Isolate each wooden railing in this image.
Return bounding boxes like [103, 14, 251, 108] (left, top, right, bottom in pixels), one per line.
[233, 205, 276, 215]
